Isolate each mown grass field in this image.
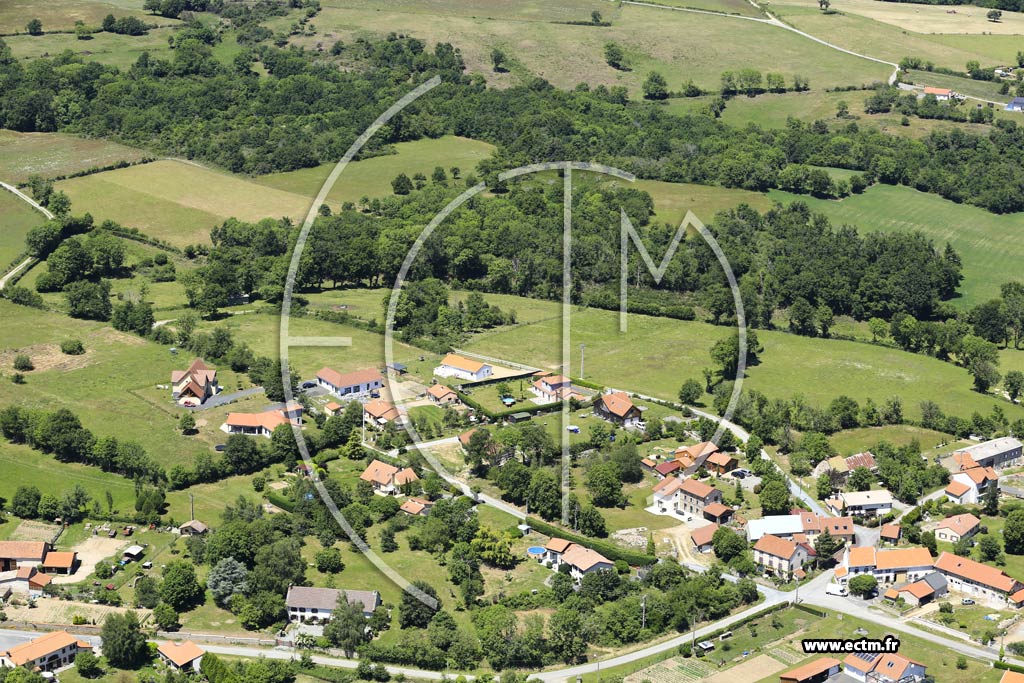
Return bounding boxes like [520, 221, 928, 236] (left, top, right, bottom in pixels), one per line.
[769, 1, 1024, 69]
[4, 27, 177, 69]
[639, 0, 765, 16]
[768, 183, 1024, 306]
[283, 0, 892, 94]
[254, 136, 497, 207]
[0, 0, 162, 34]
[770, 0, 1024, 34]
[56, 160, 313, 247]
[827, 424, 962, 455]
[455, 293, 1024, 422]
[0, 130, 149, 184]
[0, 186, 44, 266]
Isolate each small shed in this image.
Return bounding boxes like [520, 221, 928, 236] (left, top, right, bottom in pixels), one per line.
[122, 545, 145, 562]
[508, 412, 532, 423]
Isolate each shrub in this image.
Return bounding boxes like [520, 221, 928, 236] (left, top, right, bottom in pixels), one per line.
[11, 373, 25, 384]
[61, 339, 85, 355]
[13, 354, 33, 371]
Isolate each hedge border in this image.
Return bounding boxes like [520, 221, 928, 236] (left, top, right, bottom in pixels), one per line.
[526, 516, 656, 566]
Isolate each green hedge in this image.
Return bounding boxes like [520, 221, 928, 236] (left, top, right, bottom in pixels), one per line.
[526, 516, 657, 566]
[793, 603, 828, 618]
[266, 491, 295, 513]
[995, 661, 1024, 674]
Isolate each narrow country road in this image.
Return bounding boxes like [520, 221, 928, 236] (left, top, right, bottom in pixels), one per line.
[0, 181, 53, 290]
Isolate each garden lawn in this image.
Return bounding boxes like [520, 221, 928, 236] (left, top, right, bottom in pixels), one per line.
[768, 183, 1024, 307]
[254, 136, 497, 206]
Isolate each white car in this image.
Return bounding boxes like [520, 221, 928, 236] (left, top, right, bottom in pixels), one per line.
[825, 583, 848, 597]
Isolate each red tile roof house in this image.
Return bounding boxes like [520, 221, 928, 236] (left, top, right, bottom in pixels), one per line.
[360, 459, 420, 495]
[399, 497, 434, 516]
[170, 358, 219, 405]
[934, 513, 981, 544]
[594, 391, 643, 428]
[676, 478, 724, 518]
[753, 534, 810, 576]
[286, 586, 382, 622]
[879, 523, 901, 544]
[157, 640, 205, 672]
[560, 543, 614, 582]
[316, 366, 384, 397]
[221, 410, 292, 438]
[434, 353, 493, 382]
[703, 502, 733, 524]
[363, 398, 405, 426]
[0, 631, 93, 673]
[704, 451, 738, 475]
[673, 441, 720, 474]
[426, 383, 460, 405]
[843, 652, 926, 683]
[653, 459, 682, 479]
[0, 566, 53, 596]
[933, 551, 1024, 607]
[652, 477, 686, 513]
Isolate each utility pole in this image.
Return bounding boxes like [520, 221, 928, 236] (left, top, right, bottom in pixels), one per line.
[189, 493, 194, 521]
[641, 594, 647, 630]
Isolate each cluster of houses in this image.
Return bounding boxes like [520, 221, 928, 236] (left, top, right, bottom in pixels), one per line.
[745, 510, 856, 577]
[779, 652, 927, 683]
[646, 440, 742, 522]
[0, 541, 78, 599]
[0, 630, 206, 675]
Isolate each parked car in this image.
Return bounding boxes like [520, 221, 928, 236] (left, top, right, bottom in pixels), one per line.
[301, 381, 316, 389]
[732, 471, 746, 479]
[962, 598, 976, 605]
[826, 584, 848, 597]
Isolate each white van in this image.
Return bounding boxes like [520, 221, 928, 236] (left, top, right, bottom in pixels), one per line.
[825, 583, 848, 597]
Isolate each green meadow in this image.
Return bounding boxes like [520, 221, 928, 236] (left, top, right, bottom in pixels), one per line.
[0, 130, 148, 184]
[253, 136, 497, 207]
[0, 187, 44, 266]
[56, 160, 314, 247]
[768, 183, 1024, 306]
[4, 27, 177, 69]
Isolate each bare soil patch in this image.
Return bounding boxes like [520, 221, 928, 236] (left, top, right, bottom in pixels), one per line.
[0, 343, 95, 373]
[704, 654, 786, 683]
[8, 520, 60, 542]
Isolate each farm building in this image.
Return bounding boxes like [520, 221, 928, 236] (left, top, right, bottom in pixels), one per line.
[882, 572, 947, 607]
[286, 586, 382, 622]
[179, 520, 209, 536]
[933, 551, 1023, 607]
[923, 86, 952, 100]
[952, 437, 1022, 470]
[0, 541, 47, 571]
[691, 523, 718, 553]
[316, 367, 384, 397]
[1006, 97, 1024, 112]
[778, 657, 841, 683]
[434, 353, 493, 382]
[839, 547, 933, 586]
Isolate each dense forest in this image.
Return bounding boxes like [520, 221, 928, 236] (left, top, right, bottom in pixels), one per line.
[3, 30, 1024, 212]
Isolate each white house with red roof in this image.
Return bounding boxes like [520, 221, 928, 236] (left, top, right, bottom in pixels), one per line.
[359, 459, 420, 495]
[434, 354, 492, 382]
[946, 452, 998, 504]
[753, 534, 810, 575]
[934, 551, 1024, 607]
[0, 631, 92, 672]
[843, 652, 926, 683]
[316, 367, 384, 397]
[838, 546, 933, 586]
[934, 513, 981, 544]
[171, 358, 219, 405]
[652, 477, 685, 513]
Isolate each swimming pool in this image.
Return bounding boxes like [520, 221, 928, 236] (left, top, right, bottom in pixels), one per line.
[527, 546, 545, 556]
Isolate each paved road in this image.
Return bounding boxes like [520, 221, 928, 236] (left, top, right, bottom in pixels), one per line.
[0, 181, 53, 290]
[187, 386, 265, 411]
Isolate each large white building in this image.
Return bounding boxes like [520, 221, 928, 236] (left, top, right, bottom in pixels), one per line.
[286, 586, 382, 622]
[316, 367, 384, 397]
[954, 437, 1023, 470]
[825, 489, 893, 517]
